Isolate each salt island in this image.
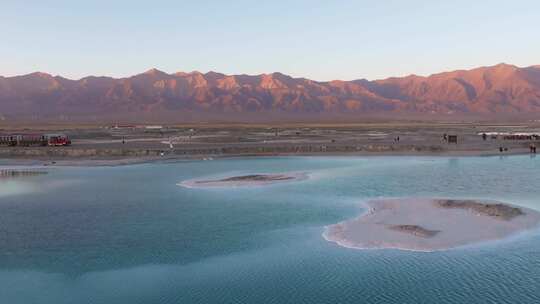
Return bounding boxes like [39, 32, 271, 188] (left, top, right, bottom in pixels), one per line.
[324, 198, 540, 252]
[179, 172, 309, 188]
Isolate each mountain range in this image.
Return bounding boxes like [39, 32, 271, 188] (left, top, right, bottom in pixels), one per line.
[1, 63, 540, 122]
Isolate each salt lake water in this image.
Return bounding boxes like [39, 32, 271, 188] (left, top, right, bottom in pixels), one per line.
[0, 156, 539, 303]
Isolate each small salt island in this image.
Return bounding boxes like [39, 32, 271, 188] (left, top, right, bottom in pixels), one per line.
[179, 172, 308, 188]
[324, 198, 540, 252]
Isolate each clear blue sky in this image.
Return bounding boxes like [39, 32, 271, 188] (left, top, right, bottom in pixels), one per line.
[2, 0, 539, 81]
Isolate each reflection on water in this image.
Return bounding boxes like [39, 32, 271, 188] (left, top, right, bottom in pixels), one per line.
[0, 169, 48, 178]
[0, 168, 48, 197]
[0, 180, 36, 197]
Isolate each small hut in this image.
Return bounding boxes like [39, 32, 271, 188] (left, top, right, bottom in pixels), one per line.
[447, 135, 458, 144]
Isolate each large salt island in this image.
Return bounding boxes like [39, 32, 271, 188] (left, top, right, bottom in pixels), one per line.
[179, 172, 308, 188]
[324, 198, 540, 252]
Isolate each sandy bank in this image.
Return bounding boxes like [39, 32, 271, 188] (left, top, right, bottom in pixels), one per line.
[324, 198, 540, 252]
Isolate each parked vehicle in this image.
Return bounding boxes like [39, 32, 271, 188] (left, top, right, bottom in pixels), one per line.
[45, 134, 71, 146]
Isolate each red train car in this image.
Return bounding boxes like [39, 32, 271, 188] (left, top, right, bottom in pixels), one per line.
[46, 134, 71, 146]
[0, 134, 46, 146]
[0, 134, 71, 146]
[0, 135, 17, 146]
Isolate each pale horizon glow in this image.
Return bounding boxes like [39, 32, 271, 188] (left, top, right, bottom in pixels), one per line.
[2, 0, 539, 81]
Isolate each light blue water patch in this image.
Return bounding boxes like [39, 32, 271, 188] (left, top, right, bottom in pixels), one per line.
[0, 156, 539, 304]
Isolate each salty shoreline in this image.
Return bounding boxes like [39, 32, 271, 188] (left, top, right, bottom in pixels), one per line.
[1, 121, 539, 167]
[324, 198, 540, 252]
[0, 147, 536, 168]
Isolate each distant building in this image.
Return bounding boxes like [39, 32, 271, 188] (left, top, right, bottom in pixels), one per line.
[144, 125, 163, 130]
[111, 124, 136, 129]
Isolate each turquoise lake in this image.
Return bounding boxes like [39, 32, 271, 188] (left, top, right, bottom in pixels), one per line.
[1, 156, 539, 303]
